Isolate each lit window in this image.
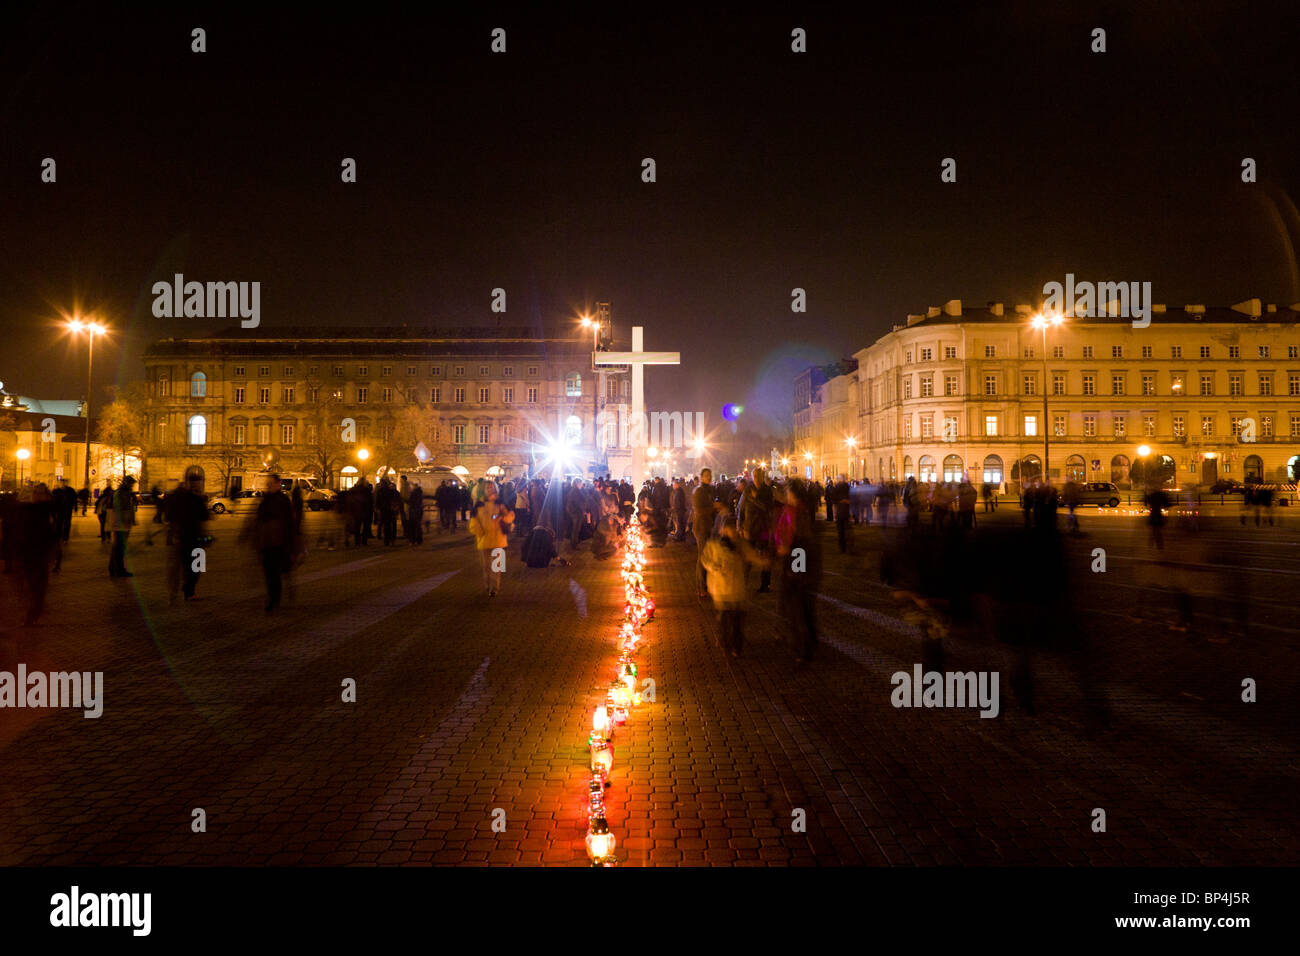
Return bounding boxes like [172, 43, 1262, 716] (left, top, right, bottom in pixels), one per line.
[190, 372, 207, 398]
[1024, 415, 1037, 437]
[566, 373, 582, 397]
[985, 415, 998, 436]
[187, 415, 207, 445]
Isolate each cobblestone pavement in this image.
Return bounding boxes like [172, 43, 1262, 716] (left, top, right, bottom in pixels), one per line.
[0, 509, 1296, 865]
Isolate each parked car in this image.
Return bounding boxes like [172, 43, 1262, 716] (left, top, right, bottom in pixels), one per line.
[1208, 479, 1246, 495]
[208, 489, 264, 515]
[1075, 482, 1122, 508]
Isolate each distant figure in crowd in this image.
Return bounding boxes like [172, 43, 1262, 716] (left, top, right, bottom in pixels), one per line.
[247, 474, 298, 613]
[108, 476, 137, 577]
[701, 516, 763, 659]
[165, 470, 209, 603]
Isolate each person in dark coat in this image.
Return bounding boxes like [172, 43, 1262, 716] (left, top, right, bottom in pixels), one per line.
[408, 481, 424, 544]
[165, 472, 209, 603]
[19, 483, 57, 624]
[247, 474, 298, 613]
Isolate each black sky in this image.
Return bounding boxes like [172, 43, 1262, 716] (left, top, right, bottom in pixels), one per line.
[3, 1, 1299, 433]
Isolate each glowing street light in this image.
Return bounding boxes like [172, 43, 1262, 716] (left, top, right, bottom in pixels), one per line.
[15, 446, 31, 485]
[1137, 444, 1152, 458]
[1028, 311, 1066, 483]
[66, 316, 108, 491]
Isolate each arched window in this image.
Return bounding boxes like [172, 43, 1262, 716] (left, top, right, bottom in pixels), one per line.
[942, 454, 963, 482]
[903, 455, 913, 479]
[564, 414, 582, 445]
[187, 415, 207, 445]
[918, 455, 937, 482]
[566, 373, 582, 398]
[982, 454, 1004, 485]
[1065, 454, 1086, 483]
[1244, 454, 1263, 483]
[190, 371, 207, 398]
[1111, 454, 1131, 489]
[1021, 455, 1042, 482]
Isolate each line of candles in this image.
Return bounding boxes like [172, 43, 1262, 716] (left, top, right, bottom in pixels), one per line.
[585, 518, 656, 865]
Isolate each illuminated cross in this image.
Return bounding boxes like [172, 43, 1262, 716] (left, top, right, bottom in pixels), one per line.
[594, 326, 680, 480]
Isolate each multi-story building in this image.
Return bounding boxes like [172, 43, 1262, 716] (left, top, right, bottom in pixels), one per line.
[142, 326, 611, 493]
[799, 298, 1300, 491]
[792, 359, 857, 477]
[0, 386, 103, 490]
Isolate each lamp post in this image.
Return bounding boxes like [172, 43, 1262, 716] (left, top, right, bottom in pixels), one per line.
[1029, 312, 1063, 486]
[67, 318, 107, 491]
[16, 446, 31, 486]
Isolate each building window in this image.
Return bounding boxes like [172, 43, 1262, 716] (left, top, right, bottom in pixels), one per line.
[1201, 415, 1214, 436]
[257, 424, 270, 444]
[1082, 346, 1094, 359]
[234, 386, 245, 404]
[1052, 346, 1064, 359]
[258, 387, 270, 404]
[1023, 374, 1035, 395]
[1082, 375, 1095, 396]
[944, 346, 957, 359]
[478, 387, 490, 403]
[187, 415, 207, 445]
[1111, 375, 1125, 395]
[381, 366, 392, 377]
[453, 424, 466, 444]
[984, 346, 995, 358]
[1259, 375, 1273, 396]
[903, 419, 912, 439]
[920, 347, 933, 361]
[1292, 415, 1300, 438]
[1228, 346, 1240, 359]
[1024, 415, 1037, 437]
[478, 366, 489, 377]
[528, 366, 538, 377]
[1024, 347, 1034, 359]
[903, 378, 912, 399]
[504, 366, 514, 376]
[1054, 415, 1066, 437]
[431, 366, 443, 376]
[330, 387, 343, 401]
[945, 374, 959, 396]
[451, 366, 463, 377]
[564, 415, 582, 445]
[1052, 374, 1065, 395]
[1113, 415, 1126, 437]
[234, 366, 245, 377]
[984, 415, 998, 436]
[259, 366, 270, 377]
[918, 376, 932, 397]
[1289, 374, 1299, 396]
[407, 366, 417, 376]
[233, 424, 246, 445]
[1229, 374, 1242, 396]
[1258, 346, 1270, 358]
[1143, 415, 1156, 436]
[1083, 415, 1096, 437]
[333, 365, 344, 377]
[1173, 415, 1186, 438]
[1171, 376, 1184, 394]
[527, 386, 538, 403]
[1199, 346, 1211, 359]
[984, 375, 997, 396]
[566, 373, 582, 397]
[478, 424, 490, 444]
[359, 366, 369, 376]
[357, 387, 368, 404]
[921, 418, 933, 439]
[1289, 346, 1299, 359]
[1141, 375, 1155, 396]
[942, 416, 958, 441]
[1171, 346, 1182, 359]
[282, 386, 295, 403]
[378, 387, 390, 402]
[1141, 346, 1152, 358]
[1231, 417, 1245, 438]
[427, 386, 439, 404]
[1200, 374, 1214, 396]
[281, 424, 295, 445]
[1261, 415, 1273, 437]
[1112, 346, 1123, 358]
[190, 371, 207, 397]
[454, 387, 465, 403]
[905, 350, 913, 364]
[307, 387, 319, 403]
[503, 386, 514, 403]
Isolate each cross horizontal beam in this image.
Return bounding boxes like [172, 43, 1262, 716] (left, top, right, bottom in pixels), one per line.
[594, 351, 680, 365]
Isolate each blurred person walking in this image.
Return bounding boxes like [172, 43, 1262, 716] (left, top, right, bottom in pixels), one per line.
[469, 483, 513, 595]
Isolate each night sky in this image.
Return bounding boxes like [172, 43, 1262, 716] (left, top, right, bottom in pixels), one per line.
[3, 2, 1299, 434]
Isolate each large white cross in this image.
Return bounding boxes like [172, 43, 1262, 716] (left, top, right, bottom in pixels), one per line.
[594, 325, 680, 481]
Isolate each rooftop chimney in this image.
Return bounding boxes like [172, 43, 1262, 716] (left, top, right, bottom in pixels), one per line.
[907, 313, 925, 327]
[1014, 304, 1032, 315]
[926, 306, 941, 318]
[1230, 298, 1262, 317]
[988, 302, 1004, 316]
[942, 299, 961, 316]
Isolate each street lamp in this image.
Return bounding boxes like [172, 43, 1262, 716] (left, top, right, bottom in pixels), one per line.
[15, 446, 31, 485]
[67, 317, 107, 491]
[1029, 312, 1064, 485]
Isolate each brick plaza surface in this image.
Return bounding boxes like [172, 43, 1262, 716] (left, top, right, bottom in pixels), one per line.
[0, 508, 1296, 866]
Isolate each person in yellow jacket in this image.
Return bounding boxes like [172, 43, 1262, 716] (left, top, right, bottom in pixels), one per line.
[469, 483, 514, 595]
